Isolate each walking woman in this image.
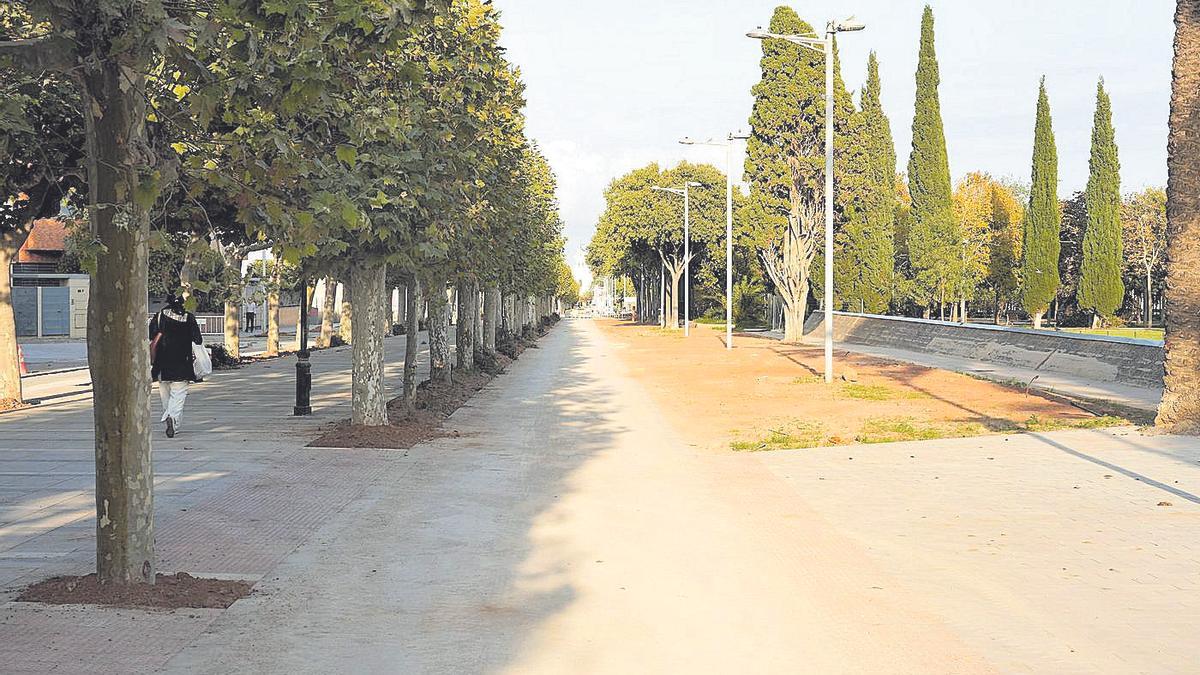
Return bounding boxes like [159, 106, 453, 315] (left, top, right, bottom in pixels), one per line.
[149, 293, 203, 438]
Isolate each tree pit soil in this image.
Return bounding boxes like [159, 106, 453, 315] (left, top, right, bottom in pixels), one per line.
[595, 320, 1132, 451]
[309, 370, 495, 449]
[18, 572, 252, 610]
[0, 398, 31, 413]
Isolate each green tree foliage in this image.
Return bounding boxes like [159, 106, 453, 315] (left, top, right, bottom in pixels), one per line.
[905, 5, 957, 315]
[1121, 187, 1167, 326]
[835, 51, 896, 313]
[1056, 192, 1088, 325]
[589, 161, 729, 328]
[742, 6, 861, 341]
[1078, 79, 1124, 323]
[1022, 78, 1062, 325]
[983, 181, 1025, 321]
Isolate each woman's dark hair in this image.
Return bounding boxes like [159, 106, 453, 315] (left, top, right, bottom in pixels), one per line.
[164, 293, 185, 312]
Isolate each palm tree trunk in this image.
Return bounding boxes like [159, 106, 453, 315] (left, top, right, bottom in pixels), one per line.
[1157, 0, 1200, 432]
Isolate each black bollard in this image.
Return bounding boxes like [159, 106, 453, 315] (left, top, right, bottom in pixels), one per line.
[294, 281, 313, 416]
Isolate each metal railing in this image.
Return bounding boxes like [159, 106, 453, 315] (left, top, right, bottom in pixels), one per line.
[147, 313, 225, 335]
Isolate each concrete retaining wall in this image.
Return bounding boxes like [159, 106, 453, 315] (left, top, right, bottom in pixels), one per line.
[803, 312, 1164, 389]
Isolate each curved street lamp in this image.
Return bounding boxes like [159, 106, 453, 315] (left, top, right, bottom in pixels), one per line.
[679, 132, 749, 350]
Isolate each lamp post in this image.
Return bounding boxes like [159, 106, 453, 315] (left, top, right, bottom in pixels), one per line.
[680, 132, 750, 349]
[747, 17, 865, 384]
[651, 181, 702, 336]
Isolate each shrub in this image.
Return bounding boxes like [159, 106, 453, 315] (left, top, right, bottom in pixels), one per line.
[474, 348, 504, 375]
[329, 334, 347, 347]
[208, 344, 240, 369]
[391, 323, 406, 336]
[497, 334, 522, 359]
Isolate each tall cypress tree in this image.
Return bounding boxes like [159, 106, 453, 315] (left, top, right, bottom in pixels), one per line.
[836, 51, 896, 313]
[905, 5, 955, 317]
[1022, 77, 1061, 328]
[1078, 78, 1124, 325]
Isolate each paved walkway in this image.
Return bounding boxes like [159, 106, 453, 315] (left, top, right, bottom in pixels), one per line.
[1, 320, 1199, 672]
[767, 330, 1162, 411]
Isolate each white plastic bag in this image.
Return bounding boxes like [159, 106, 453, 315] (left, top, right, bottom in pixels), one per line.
[192, 343, 213, 380]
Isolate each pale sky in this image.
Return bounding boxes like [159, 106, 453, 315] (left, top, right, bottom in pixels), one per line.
[495, 0, 1175, 289]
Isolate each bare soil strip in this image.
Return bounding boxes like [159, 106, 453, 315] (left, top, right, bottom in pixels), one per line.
[597, 320, 1128, 451]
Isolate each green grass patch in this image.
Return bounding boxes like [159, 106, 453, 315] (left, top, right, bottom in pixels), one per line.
[855, 417, 988, 444]
[840, 383, 929, 401]
[1020, 414, 1128, 432]
[1062, 327, 1163, 341]
[791, 375, 822, 385]
[731, 421, 827, 452]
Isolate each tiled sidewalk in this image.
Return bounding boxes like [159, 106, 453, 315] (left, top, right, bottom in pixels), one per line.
[0, 338, 417, 673]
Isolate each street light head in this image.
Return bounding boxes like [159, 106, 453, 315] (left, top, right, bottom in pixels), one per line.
[729, 130, 751, 141]
[746, 28, 771, 40]
[678, 137, 696, 145]
[835, 16, 866, 32]
[685, 181, 703, 187]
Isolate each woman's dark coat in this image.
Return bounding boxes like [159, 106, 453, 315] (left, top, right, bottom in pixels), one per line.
[149, 309, 203, 382]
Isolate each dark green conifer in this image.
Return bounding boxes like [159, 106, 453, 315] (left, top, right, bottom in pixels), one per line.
[1021, 77, 1061, 328]
[1078, 78, 1124, 324]
[905, 5, 956, 313]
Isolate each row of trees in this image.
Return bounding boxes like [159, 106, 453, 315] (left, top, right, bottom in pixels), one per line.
[587, 5, 1168, 338]
[1, 0, 573, 586]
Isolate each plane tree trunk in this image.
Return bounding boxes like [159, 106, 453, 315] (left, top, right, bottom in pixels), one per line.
[0, 231, 32, 403]
[351, 262, 387, 426]
[402, 278, 420, 409]
[456, 280, 476, 372]
[428, 279, 452, 384]
[82, 57, 156, 585]
[339, 280, 353, 344]
[318, 276, 336, 348]
[483, 286, 499, 354]
[265, 260, 281, 356]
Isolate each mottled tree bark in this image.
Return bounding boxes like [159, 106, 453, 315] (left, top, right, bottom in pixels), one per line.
[428, 281, 452, 384]
[294, 283, 309, 352]
[0, 238, 29, 403]
[402, 279, 420, 408]
[265, 261, 281, 356]
[339, 279, 353, 344]
[351, 262, 388, 426]
[455, 280, 476, 371]
[500, 292, 513, 338]
[82, 58, 155, 585]
[318, 277, 336, 348]
[223, 299, 240, 359]
[483, 286, 499, 354]
[472, 282, 483, 350]
[1158, 0, 1200, 432]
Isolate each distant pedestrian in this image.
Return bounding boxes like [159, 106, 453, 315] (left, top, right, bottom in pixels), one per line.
[244, 308, 257, 332]
[149, 293, 203, 438]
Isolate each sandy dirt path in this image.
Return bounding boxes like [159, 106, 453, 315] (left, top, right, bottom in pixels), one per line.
[163, 318, 994, 674]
